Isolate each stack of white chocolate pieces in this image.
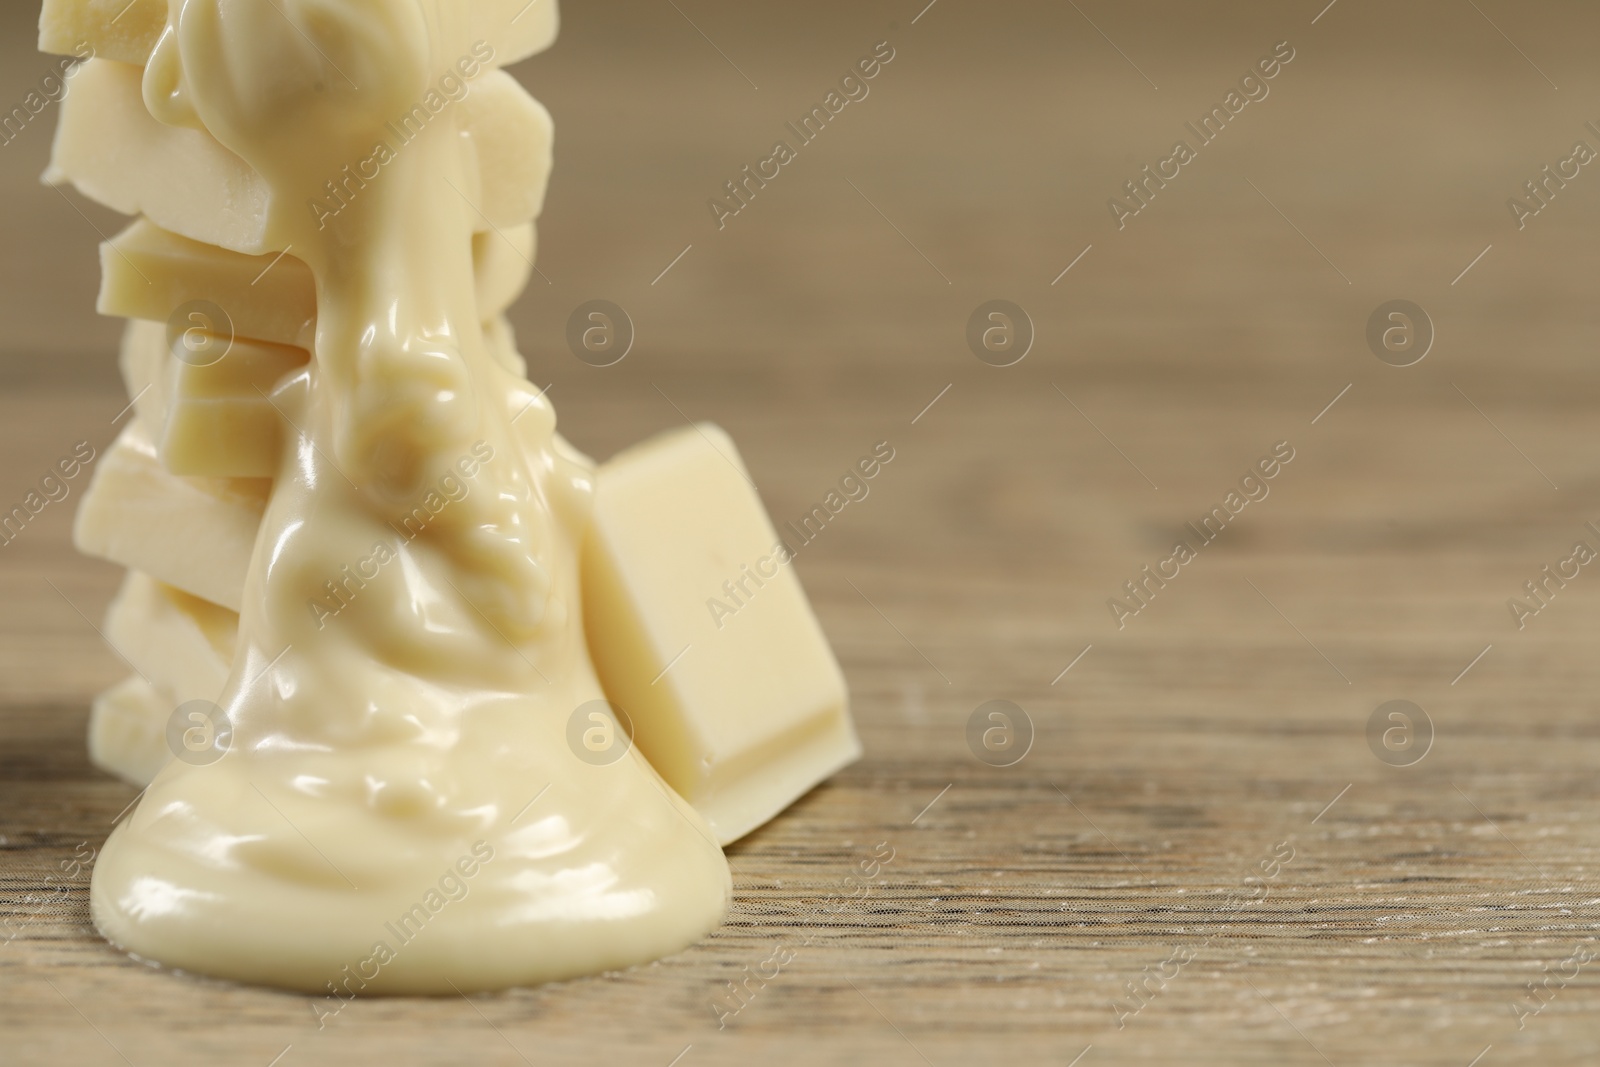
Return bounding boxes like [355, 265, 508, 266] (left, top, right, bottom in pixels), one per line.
[45, 0, 858, 844]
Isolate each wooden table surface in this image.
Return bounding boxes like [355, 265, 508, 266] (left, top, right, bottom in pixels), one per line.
[6, 1, 1600, 1063]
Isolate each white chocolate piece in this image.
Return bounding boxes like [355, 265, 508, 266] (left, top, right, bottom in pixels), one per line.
[87, 675, 171, 788]
[105, 571, 236, 709]
[120, 319, 306, 479]
[461, 76, 554, 235]
[583, 425, 860, 844]
[38, 0, 157, 67]
[48, 60, 553, 256]
[102, 218, 316, 350]
[92, 572, 238, 789]
[39, 0, 560, 70]
[100, 218, 534, 351]
[73, 420, 266, 611]
[49, 59, 264, 252]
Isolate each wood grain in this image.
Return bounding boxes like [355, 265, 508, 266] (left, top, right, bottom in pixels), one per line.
[6, 1, 1600, 1064]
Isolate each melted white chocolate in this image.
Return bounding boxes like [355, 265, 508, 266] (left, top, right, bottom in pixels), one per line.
[90, 0, 730, 994]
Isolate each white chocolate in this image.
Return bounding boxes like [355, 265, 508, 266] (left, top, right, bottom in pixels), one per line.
[40, 0, 560, 70]
[120, 319, 306, 479]
[48, 59, 553, 256]
[82, 0, 735, 995]
[584, 425, 860, 843]
[88, 675, 172, 788]
[103, 218, 318, 350]
[105, 570, 236, 709]
[88, 574, 237, 789]
[73, 419, 266, 611]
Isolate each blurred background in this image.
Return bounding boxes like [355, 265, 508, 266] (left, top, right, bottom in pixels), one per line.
[5, 1, 1600, 1064]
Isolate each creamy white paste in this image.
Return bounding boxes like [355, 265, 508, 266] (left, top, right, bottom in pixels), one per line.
[90, 0, 730, 994]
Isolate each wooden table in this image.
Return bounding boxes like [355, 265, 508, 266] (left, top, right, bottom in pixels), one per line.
[5, 1, 1600, 1063]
